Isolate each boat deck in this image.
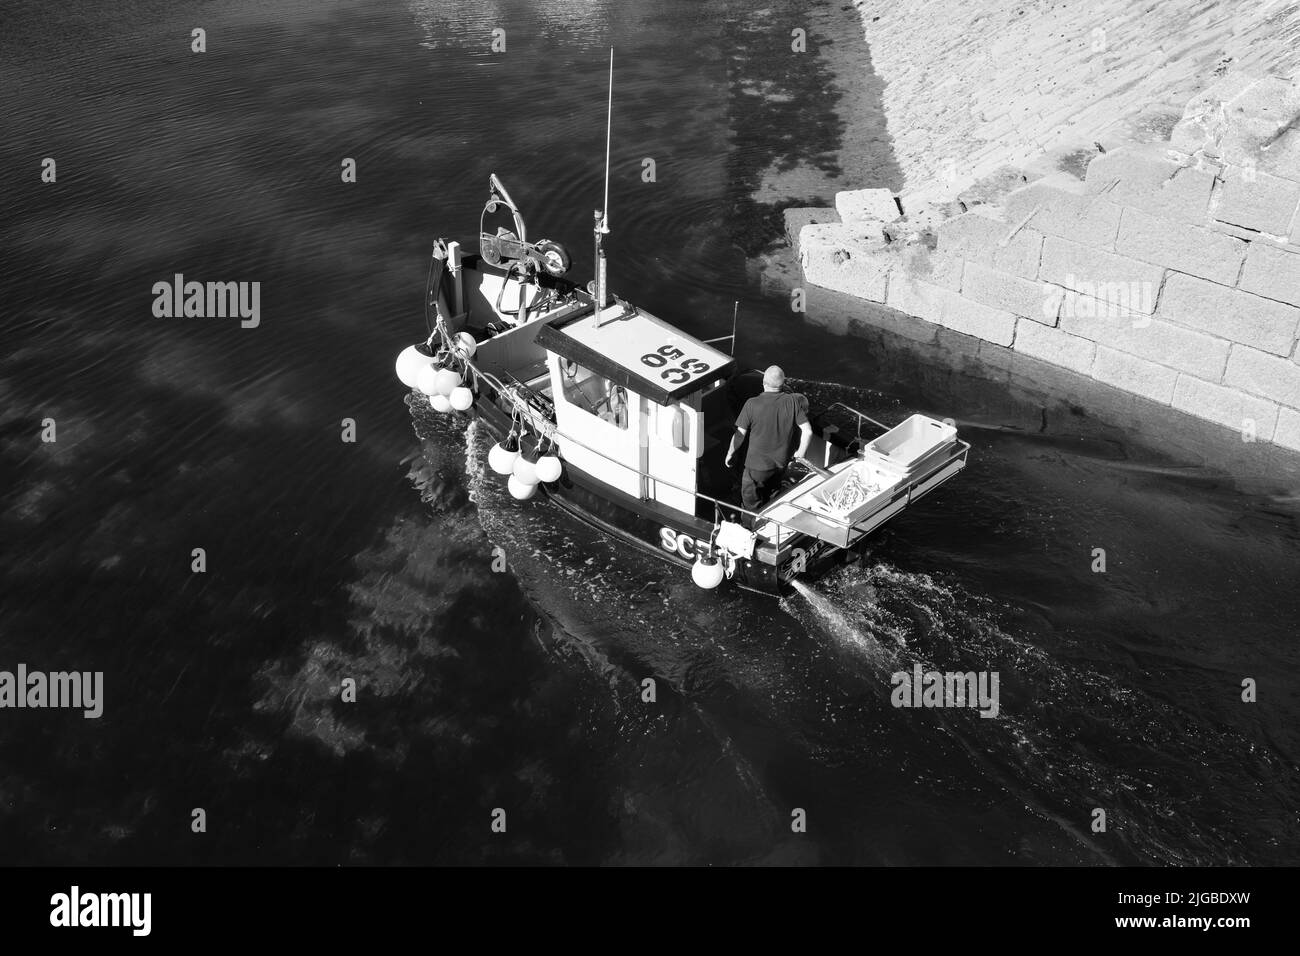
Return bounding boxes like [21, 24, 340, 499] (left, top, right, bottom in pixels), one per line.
[755, 473, 825, 547]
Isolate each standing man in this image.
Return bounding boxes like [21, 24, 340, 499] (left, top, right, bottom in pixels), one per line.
[725, 365, 813, 516]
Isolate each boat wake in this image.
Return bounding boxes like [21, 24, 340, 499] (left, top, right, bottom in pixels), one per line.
[405, 397, 1298, 864]
[785, 579, 896, 673]
[783, 559, 1298, 865]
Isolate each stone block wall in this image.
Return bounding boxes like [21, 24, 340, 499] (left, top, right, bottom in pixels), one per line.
[799, 75, 1300, 451]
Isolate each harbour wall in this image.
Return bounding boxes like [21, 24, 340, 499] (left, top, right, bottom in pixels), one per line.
[798, 2, 1300, 451]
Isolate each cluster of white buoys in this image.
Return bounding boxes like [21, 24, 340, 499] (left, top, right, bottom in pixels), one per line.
[395, 338, 476, 412]
[399, 338, 561, 501]
[488, 434, 563, 501]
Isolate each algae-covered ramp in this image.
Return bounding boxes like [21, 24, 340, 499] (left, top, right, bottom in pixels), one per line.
[712, 0, 903, 254]
[855, 0, 1300, 197]
[795, 2, 1300, 454]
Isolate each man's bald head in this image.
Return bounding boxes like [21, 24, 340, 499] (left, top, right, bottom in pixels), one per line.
[762, 365, 786, 391]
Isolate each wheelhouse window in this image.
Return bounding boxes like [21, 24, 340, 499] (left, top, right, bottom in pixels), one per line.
[558, 359, 629, 430]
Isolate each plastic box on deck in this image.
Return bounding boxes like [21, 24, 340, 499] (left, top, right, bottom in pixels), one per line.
[863, 414, 957, 480]
[766, 414, 965, 549]
[806, 460, 899, 525]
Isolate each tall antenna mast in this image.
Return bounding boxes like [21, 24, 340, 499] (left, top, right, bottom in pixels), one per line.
[603, 46, 613, 234]
[593, 47, 614, 314]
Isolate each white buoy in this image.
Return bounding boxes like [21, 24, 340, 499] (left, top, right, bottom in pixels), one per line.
[396, 345, 436, 388]
[449, 385, 474, 411]
[691, 552, 725, 589]
[535, 453, 562, 483]
[512, 451, 539, 485]
[488, 440, 519, 476]
[415, 363, 443, 396]
[507, 475, 538, 500]
[434, 368, 462, 396]
[452, 332, 477, 360]
[430, 393, 452, 413]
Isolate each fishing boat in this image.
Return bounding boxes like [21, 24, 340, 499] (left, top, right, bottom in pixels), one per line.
[396, 52, 967, 595]
[395, 169, 970, 595]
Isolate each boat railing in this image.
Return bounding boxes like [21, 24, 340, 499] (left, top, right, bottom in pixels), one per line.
[820, 401, 894, 445]
[531, 408, 968, 538]
[539, 422, 860, 533]
[453, 361, 857, 533]
[433, 320, 958, 541]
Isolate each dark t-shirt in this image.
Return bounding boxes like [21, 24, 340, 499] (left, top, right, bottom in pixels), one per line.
[736, 391, 810, 471]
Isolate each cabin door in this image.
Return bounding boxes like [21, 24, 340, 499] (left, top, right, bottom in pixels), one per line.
[640, 395, 699, 516]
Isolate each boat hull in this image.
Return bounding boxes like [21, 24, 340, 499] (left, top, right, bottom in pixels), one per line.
[408, 389, 845, 596]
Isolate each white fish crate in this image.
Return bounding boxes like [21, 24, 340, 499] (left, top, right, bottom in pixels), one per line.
[862, 414, 957, 480]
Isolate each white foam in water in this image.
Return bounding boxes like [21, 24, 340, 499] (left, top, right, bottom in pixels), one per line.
[463, 418, 485, 487]
[789, 580, 892, 670]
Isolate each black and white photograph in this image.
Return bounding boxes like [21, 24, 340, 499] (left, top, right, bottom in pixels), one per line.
[1, 0, 1296, 935]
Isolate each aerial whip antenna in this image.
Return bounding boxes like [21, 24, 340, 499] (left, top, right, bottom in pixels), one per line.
[593, 47, 614, 316]
[603, 46, 613, 234]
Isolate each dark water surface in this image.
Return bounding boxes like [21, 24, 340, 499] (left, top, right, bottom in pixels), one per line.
[2, 0, 1299, 865]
